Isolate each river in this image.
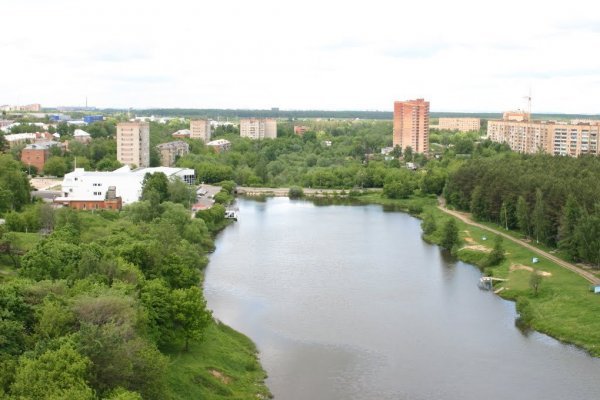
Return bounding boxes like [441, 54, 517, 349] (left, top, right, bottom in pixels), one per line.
[204, 197, 600, 400]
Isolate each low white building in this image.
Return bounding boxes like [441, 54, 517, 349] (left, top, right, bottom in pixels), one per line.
[56, 166, 195, 205]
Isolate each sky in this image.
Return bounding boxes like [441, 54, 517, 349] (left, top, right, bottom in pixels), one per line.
[2, 0, 600, 113]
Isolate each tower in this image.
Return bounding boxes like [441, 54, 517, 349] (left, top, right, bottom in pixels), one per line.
[392, 99, 430, 153]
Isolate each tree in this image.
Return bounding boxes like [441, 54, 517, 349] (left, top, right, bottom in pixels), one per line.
[171, 286, 212, 351]
[529, 270, 543, 296]
[141, 172, 169, 204]
[532, 188, 549, 244]
[10, 341, 94, 400]
[484, 235, 505, 267]
[558, 194, 581, 259]
[43, 156, 68, 177]
[167, 179, 195, 208]
[516, 195, 531, 237]
[403, 146, 413, 162]
[420, 212, 437, 235]
[440, 218, 459, 250]
[288, 186, 304, 199]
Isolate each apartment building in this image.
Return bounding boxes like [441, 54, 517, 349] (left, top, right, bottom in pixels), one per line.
[156, 141, 190, 167]
[240, 118, 277, 140]
[392, 99, 429, 153]
[21, 141, 62, 172]
[116, 121, 150, 168]
[438, 117, 481, 132]
[190, 119, 211, 142]
[487, 116, 600, 157]
[294, 125, 310, 136]
[206, 139, 231, 153]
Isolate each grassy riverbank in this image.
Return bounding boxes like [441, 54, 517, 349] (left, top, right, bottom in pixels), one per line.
[166, 321, 271, 399]
[355, 193, 600, 356]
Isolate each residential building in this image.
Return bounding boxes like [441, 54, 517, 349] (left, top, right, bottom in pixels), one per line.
[54, 166, 195, 208]
[206, 139, 231, 153]
[294, 125, 310, 136]
[0, 120, 15, 129]
[73, 129, 92, 143]
[190, 119, 211, 141]
[392, 99, 429, 153]
[20, 141, 62, 172]
[502, 111, 529, 122]
[239, 118, 277, 139]
[117, 121, 150, 168]
[172, 129, 191, 139]
[3, 133, 37, 148]
[1, 104, 41, 112]
[156, 141, 190, 167]
[487, 115, 600, 157]
[438, 117, 481, 132]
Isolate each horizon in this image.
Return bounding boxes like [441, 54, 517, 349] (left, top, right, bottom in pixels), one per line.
[2, 0, 600, 114]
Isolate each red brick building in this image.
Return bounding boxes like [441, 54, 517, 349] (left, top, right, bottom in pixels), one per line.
[392, 99, 429, 153]
[20, 141, 61, 172]
[294, 125, 309, 136]
[54, 197, 122, 211]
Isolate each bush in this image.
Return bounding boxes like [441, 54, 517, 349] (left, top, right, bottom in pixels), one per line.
[288, 186, 304, 199]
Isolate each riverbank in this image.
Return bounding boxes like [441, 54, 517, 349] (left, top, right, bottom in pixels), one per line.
[166, 320, 272, 400]
[352, 193, 600, 357]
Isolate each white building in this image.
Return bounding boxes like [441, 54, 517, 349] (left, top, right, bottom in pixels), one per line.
[55, 166, 195, 205]
[239, 118, 277, 139]
[73, 129, 92, 143]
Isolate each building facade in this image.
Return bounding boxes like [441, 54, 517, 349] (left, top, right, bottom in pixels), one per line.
[392, 99, 429, 153]
[487, 118, 600, 157]
[438, 117, 480, 132]
[54, 166, 195, 207]
[190, 119, 211, 142]
[240, 118, 277, 140]
[116, 122, 150, 168]
[294, 125, 310, 136]
[206, 139, 231, 153]
[156, 141, 190, 167]
[20, 141, 62, 172]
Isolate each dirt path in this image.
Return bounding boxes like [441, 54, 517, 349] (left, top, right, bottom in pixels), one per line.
[437, 199, 600, 285]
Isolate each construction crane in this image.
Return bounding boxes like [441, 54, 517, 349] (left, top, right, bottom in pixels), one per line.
[522, 89, 532, 121]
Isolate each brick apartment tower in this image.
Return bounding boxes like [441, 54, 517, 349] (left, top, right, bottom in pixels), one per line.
[190, 119, 211, 142]
[116, 121, 150, 168]
[392, 99, 430, 153]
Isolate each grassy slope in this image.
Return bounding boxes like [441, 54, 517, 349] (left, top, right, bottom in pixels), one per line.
[166, 321, 271, 399]
[358, 193, 600, 356]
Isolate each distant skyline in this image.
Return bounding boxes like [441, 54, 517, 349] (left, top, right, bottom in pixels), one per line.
[2, 0, 600, 113]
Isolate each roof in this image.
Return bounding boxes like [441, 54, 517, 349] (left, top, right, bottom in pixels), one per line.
[207, 139, 231, 146]
[24, 141, 61, 150]
[3, 133, 37, 141]
[74, 129, 91, 137]
[172, 129, 191, 136]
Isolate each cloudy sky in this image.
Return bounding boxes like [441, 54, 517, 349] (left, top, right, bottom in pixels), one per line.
[2, 0, 600, 113]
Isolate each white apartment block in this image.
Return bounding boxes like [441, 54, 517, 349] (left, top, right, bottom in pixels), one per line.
[487, 120, 600, 157]
[239, 118, 277, 140]
[190, 119, 211, 142]
[117, 122, 150, 168]
[438, 117, 481, 132]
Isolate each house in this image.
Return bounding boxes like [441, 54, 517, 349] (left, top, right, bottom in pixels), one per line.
[20, 141, 63, 172]
[73, 129, 92, 143]
[206, 139, 231, 153]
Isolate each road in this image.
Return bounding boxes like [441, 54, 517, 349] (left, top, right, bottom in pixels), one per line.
[236, 187, 382, 196]
[438, 199, 600, 285]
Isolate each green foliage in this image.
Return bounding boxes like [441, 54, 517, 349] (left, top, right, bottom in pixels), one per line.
[421, 212, 437, 235]
[171, 286, 212, 351]
[440, 218, 459, 250]
[529, 270, 543, 296]
[483, 236, 505, 267]
[43, 156, 68, 177]
[288, 186, 304, 199]
[141, 172, 169, 204]
[11, 341, 94, 400]
[0, 154, 31, 213]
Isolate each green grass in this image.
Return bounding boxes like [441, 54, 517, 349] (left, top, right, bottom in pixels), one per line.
[364, 194, 600, 357]
[166, 321, 271, 399]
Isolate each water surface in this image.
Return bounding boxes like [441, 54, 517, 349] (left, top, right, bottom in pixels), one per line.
[204, 198, 600, 399]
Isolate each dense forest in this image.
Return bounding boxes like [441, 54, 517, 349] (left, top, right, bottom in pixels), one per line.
[0, 160, 260, 398]
[444, 154, 600, 267]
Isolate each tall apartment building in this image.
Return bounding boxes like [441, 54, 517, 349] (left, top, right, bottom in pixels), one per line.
[190, 119, 211, 142]
[116, 122, 150, 168]
[392, 99, 429, 153]
[487, 116, 600, 157]
[240, 118, 277, 140]
[438, 117, 481, 132]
